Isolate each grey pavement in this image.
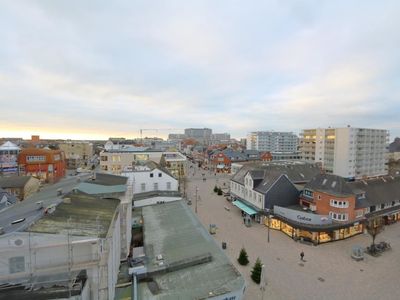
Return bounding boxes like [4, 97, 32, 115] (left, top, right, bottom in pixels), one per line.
[186, 166, 400, 300]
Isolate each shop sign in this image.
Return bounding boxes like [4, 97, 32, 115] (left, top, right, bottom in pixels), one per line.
[274, 206, 332, 225]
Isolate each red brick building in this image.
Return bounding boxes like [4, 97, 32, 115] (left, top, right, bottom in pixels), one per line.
[18, 148, 66, 182]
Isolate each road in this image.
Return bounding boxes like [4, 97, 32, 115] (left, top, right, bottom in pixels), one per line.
[0, 173, 92, 234]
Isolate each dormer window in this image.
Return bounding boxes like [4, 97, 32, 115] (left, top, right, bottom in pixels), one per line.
[303, 189, 313, 198]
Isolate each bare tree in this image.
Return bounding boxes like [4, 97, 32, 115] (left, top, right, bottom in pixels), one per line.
[366, 216, 385, 250]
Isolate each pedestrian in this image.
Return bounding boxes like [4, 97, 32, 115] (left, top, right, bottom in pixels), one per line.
[300, 251, 304, 261]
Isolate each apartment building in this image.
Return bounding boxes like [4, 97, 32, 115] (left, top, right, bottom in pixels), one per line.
[246, 131, 298, 152]
[299, 127, 389, 179]
[58, 141, 94, 169]
[184, 128, 212, 144]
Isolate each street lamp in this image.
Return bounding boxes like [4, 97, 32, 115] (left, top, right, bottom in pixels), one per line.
[265, 208, 270, 243]
[195, 186, 199, 214]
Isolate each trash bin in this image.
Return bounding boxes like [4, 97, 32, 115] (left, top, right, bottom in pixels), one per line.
[222, 242, 227, 249]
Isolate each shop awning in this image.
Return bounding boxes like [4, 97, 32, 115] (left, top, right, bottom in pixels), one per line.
[232, 200, 257, 215]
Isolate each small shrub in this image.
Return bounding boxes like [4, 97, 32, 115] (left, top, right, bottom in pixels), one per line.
[237, 248, 249, 266]
[217, 188, 223, 195]
[213, 185, 218, 193]
[251, 258, 262, 284]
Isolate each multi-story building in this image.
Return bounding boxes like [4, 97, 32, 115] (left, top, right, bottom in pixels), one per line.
[18, 148, 66, 182]
[299, 127, 389, 179]
[0, 141, 20, 176]
[0, 193, 121, 300]
[58, 141, 94, 169]
[184, 128, 212, 144]
[246, 131, 298, 152]
[160, 151, 187, 179]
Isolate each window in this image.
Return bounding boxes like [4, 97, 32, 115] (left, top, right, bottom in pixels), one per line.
[154, 183, 158, 190]
[158, 173, 162, 177]
[150, 173, 154, 178]
[381, 204, 385, 209]
[166, 182, 171, 190]
[9, 256, 25, 274]
[141, 183, 146, 192]
[356, 210, 363, 218]
[330, 199, 349, 208]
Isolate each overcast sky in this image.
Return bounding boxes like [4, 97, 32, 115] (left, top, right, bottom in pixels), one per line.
[1, 0, 399, 140]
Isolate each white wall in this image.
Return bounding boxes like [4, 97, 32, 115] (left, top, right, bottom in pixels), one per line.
[123, 168, 178, 194]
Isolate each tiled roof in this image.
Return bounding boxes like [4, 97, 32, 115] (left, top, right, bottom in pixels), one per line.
[304, 174, 353, 196]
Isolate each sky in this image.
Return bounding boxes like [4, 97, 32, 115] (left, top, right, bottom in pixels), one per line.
[0, 0, 399, 140]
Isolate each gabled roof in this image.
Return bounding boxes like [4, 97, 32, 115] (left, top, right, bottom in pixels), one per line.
[348, 176, 400, 207]
[304, 174, 353, 197]
[0, 141, 20, 151]
[0, 176, 33, 189]
[254, 172, 288, 194]
[232, 161, 320, 185]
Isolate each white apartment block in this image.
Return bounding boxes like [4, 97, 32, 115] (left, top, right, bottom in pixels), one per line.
[300, 127, 389, 179]
[246, 131, 298, 152]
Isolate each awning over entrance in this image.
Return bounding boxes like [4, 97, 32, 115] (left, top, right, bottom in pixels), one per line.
[232, 200, 257, 215]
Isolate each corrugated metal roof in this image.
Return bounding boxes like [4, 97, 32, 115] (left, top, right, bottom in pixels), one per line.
[138, 201, 244, 299]
[77, 182, 126, 194]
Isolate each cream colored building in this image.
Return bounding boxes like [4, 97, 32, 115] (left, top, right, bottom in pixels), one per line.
[300, 127, 389, 179]
[58, 141, 94, 169]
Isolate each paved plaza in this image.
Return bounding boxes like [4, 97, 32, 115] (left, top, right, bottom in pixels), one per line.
[186, 166, 400, 300]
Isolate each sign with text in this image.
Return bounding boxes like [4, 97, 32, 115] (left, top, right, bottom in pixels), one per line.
[274, 206, 332, 225]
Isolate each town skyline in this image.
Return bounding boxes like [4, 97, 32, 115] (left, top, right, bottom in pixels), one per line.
[1, 1, 399, 140]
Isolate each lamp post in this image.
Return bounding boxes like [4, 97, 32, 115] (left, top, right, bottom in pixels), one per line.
[195, 186, 199, 214]
[266, 208, 270, 243]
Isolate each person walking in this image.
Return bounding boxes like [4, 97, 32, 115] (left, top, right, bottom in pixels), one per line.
[300, 251, 304, 261]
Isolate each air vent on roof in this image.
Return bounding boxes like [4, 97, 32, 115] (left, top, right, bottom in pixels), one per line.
[300, 173, 305, 178]
[322, 179, 327, 185]
[331, 181, 337, 188]
[362, 180, 368, 185]
[382, 177, 386, 183]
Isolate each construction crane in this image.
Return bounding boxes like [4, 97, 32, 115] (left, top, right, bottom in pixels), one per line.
[139, 128, 182, 141]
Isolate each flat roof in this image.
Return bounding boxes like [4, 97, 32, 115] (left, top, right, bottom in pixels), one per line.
[26, 192, 120, 238]
[138, 201, 244, 299]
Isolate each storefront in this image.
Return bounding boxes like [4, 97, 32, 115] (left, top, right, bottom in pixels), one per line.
[232, 199, 262, 223]
[265, 206, 364, 245]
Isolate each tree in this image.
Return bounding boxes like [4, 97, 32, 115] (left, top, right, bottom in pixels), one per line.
[214, 185, 218, 193]
[366, 217, 385, 249]
[237, 247, 249, 266]
[251, 258, 262, 284]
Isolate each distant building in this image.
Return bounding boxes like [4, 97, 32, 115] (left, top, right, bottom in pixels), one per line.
[18, 148, 66, 182]
[210, 132, 231, 143]
[299, 127, 389, 179]
[184, 128, 212, 144]
[246, 131, 298, 152]
[0, 141, 20, 176]
[0, 187, 17, 211]
[58, 141, 94, 169]
[0, 175, 40, 201]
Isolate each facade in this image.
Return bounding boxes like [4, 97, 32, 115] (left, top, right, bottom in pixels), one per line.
[0, 176, 40, 201]
[0, 193, 121, 300]
[58, 141, 94, 169]
[230, 161, 321, 223]
[100, 141, 163, 174]
[18, 148, 66, 182]
[184, 128, 212, 144]
[122, 161, 178, 196]
[299, 127, 389, 179]
[159, 151, 187, 179]
[246, 131, 298, 152]
[267, 173, 400, 245]
[0, 141, 20, 176]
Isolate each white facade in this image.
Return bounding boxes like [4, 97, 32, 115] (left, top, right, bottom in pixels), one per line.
[122, 167, 178, 195]
[246, 131, 298, 152]
[300, 127, 389, 179]
[100, 150, 163, 174]
[230, 173, 265, 210]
